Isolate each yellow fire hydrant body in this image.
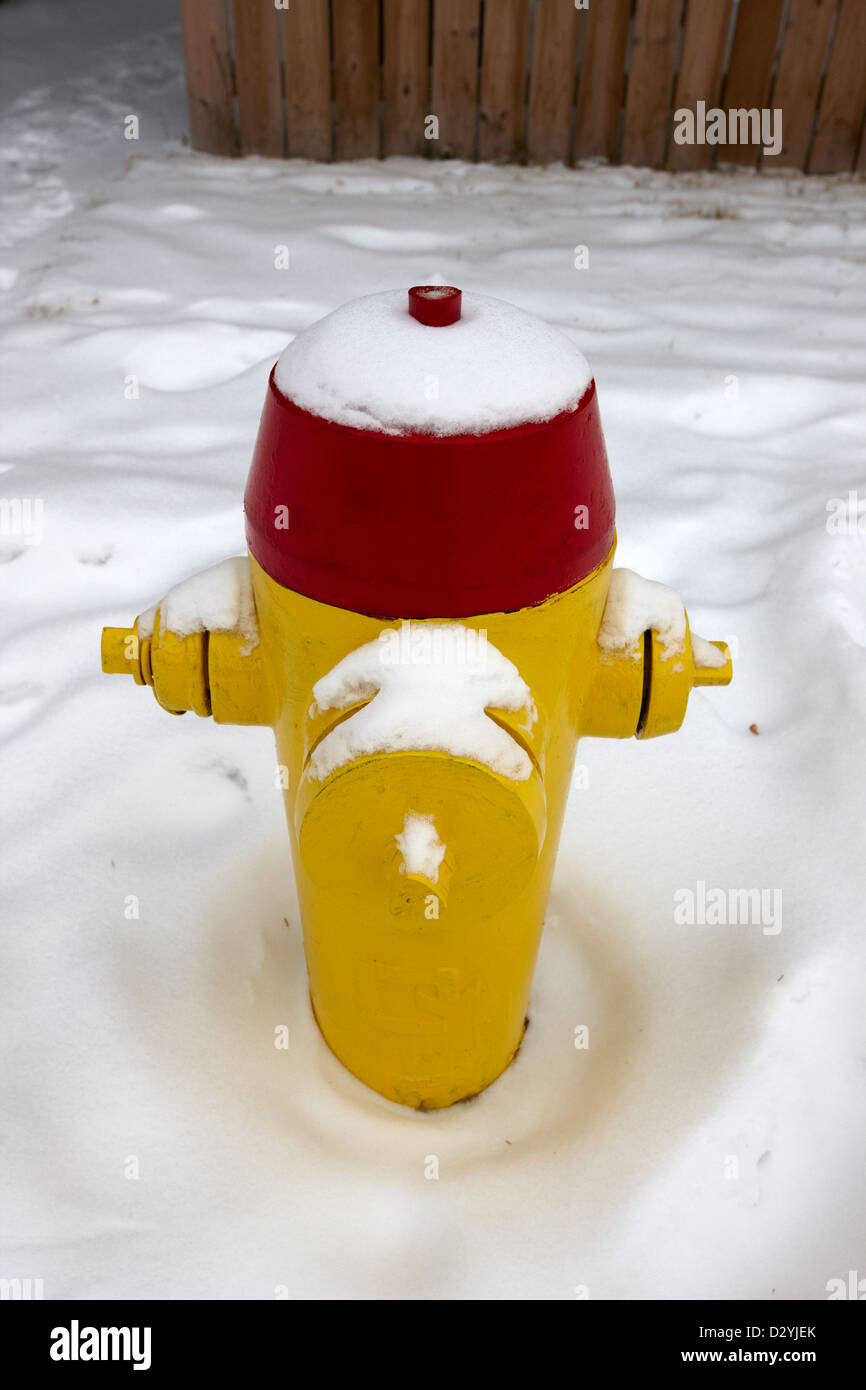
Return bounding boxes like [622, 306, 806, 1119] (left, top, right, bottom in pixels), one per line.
[102, 287, 731, 1109]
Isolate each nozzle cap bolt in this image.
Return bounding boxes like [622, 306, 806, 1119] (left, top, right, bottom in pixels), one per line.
[101, 626, 147, 685]
[408, 285, 462, 327]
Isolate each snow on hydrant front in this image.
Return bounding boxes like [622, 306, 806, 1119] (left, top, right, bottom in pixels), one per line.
[101, 285, 732, 1110]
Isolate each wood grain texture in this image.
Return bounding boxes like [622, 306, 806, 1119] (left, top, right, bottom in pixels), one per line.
[333, 0, 380, 160]
[179, 0, 866, 172]
[231, 0, 284, 157]
[179, 0, 237, 156]
[719, 0, 785, 165]
[809, 0, 866, 172]
[479, 0, 532, 163]
[284, 0, 332, 161]
[573, 0, 630, 162]
[526, 0, 581, 164]
[622, 0, 684, 169]
[667, 0, 734, 171]
[771, 0, 839, 170]
[431, 0, 482, 160]
[383, 0, 431, 156]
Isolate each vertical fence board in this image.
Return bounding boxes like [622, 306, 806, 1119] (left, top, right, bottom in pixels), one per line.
[622, 0, 684, 169]
[231, 0, 284, 157]
[771, 0, 839, 169]
[718, 0, 785, 165]
[526, 0, 580, 164]
[181, 0, 866, 173]
[179, 0, 237, 156]
[284, 0, 332, 161]
[809, 0, 866, 172]
[333, 0, 380, 159]
[573, 0, 630, 162]
[667, 0, 734, 171]
[431, 0, 482, 160]
[479, 0, 532, 162]
[383, 0, 431, 156]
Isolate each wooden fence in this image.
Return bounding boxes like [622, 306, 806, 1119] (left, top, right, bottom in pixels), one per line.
[179, 0, 866, 174]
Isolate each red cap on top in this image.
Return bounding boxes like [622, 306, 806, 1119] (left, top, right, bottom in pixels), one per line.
[408, 285, 462, 327]
[244, 288, 615, 620]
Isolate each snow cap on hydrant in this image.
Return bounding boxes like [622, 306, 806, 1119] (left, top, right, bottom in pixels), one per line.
[101, 285, 732, 1111]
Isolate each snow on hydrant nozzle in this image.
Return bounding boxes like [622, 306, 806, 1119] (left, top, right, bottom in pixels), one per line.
[101, 286, 731, 1111]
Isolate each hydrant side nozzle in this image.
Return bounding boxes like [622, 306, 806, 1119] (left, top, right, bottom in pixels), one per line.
[691, 641, 733, 687]
[637, 620, 733, 740]
[583, 622, 733, 742]
[581, 638, 645, 739]
[149, 622, 211, 718]
[101, 614, 273, 724]
[208, 630, 274, 726]
[101, 626, 148, 686]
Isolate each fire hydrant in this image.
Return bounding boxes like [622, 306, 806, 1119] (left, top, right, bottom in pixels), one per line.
[101, 286, 731, 1110]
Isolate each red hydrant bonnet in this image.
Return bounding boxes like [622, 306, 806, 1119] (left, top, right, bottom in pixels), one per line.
[245, 287, 616, 618]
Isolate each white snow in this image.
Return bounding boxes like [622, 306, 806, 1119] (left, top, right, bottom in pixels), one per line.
[691, 633, 729, 669]
[598, 568, 731, 666]
[395, 813, 447, 883]
[137, 556, 258, 645]
[273, 287, 592, 436]
[1, 0, 865, 1303]
[598, 567, 687, 659]
[310, 624, 533, 781]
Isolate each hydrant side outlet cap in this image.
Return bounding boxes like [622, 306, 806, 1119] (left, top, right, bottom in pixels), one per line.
[272, 289, 592, 438]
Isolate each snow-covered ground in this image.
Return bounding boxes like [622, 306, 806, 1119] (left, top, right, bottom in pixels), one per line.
[1, 0, 865, 1301]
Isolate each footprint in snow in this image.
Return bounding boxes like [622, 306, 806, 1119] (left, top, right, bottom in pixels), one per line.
[207, 760, 249, 798]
